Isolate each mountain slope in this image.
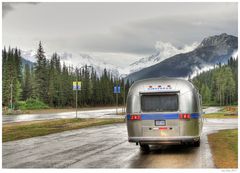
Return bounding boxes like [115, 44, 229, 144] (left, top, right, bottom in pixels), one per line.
[128, 41, 199, 73]
[125, 33, 238, 82]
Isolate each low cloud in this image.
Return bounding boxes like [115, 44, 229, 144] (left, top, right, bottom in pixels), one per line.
[154, 41, 199, 62]
[80, 12, 237, 56]
[190, 65, 215, 79]
[3, 2, 238, 66]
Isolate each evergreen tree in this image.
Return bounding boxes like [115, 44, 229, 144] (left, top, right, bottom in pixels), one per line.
[2, 47, 22, 108]
[22, 64, 32, 100]
[90, 69, 99, 106]
[192, 57, 237, 106]
[34, 41, 48, 103]
[2, 47, 9, 106]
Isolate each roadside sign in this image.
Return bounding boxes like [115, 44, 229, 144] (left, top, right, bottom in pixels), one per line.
[73, 82, 77, 90]
[117, 85, 120, 93]
[113, 85, 120, 93]
[73, 81, 81, 90]
[114, 85, 121, 115]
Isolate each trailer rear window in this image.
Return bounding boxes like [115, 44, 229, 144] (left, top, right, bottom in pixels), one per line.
[141, 94, 178, 112]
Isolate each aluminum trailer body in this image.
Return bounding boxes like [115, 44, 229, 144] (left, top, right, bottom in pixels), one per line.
[126, 77, 203, 149]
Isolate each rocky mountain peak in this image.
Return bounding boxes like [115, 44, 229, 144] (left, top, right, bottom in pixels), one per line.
[198, 33, 237, 48]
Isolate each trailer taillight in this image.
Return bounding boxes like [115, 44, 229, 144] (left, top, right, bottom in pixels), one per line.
[179, 113, 191, 119]
[130, 114, 141, 120]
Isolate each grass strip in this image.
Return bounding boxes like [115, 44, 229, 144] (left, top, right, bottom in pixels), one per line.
[3, 118, 124, 142]
[208, 129, 238, 168]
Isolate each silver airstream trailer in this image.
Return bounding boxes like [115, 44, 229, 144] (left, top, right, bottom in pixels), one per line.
[126, 77, 203, 151]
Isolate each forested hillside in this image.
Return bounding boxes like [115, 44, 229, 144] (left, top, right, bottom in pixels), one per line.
[2, 42, 131, 109]
[192, 57, 238, 106]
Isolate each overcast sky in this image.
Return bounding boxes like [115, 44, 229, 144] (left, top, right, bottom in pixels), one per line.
[2, 2, 238, 67]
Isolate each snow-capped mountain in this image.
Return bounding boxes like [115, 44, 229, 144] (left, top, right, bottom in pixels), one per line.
[125, 33, 238, 82]
[67, 53, 120, 77]
[127, 41, 199, 73]
[20, 50, 120, 77]
[20, 49, 37, 63]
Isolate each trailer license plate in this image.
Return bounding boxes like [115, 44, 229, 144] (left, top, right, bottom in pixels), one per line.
[155, 120, 166, 126]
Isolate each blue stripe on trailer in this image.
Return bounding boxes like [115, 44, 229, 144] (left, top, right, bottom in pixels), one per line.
[141, 114, 179, 120]
[191, 113, 200, 119]
[126, 113, 200, 120]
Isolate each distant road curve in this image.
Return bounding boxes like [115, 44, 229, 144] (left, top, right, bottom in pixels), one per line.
[203, 107, 221, 114]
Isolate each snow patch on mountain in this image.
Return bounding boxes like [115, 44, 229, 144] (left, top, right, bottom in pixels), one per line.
[73, 53, 120, 77]
[155, 41, 199, 59]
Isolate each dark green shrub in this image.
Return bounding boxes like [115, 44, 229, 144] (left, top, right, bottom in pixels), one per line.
[18, 99, 49, 110]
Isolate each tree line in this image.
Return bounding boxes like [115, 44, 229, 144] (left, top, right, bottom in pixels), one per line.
[2, 42, 238, 109]
[2, 42, 131, 109]
[191, 56, 238, 106]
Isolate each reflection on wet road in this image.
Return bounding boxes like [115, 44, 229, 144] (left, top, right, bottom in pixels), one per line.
[3, 118, 237, 168]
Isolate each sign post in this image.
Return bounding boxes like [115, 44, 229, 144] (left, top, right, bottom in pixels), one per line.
[73, 81, 81, 118]
[114, 85, 120, 115]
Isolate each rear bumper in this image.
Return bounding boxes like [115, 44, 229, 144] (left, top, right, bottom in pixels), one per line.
[129, 136, 200, 144]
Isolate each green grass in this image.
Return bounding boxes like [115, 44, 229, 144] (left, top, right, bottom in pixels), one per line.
[3, 118, 124, 142]
[208, 129, 238, 168]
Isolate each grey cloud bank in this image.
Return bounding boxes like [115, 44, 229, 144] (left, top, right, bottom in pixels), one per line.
[2, 2, 238, 67]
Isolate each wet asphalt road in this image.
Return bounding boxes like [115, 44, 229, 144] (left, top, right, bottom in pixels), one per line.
[203, 107, 221, 114]
[2, 108, 124, 124]
[2, 118, 237, 168]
